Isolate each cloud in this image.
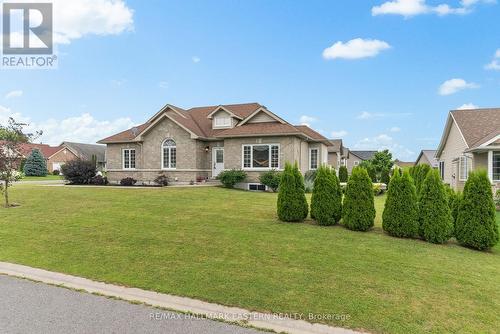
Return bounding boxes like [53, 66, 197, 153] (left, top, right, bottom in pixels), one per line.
[0, 106, 135, 145]
[13, 0, 135, 45]
[299, 115, 318, 126]
[158, 81, 168, 89]
[390, 126, 401, 132]
[192, 56, 201, 63]
[438, 78, 479, 95]
[111, 79, 127, 87]
[354, 133, 415, 160]
[4, 90, 23, 99]
[356, 111, 412, 120]
[484, 49, 500, 70]
[456, 103, 479, 110]
[371, 0, 495, 17]
[322, 38, 391, 60]
[331, 130, 348, 138]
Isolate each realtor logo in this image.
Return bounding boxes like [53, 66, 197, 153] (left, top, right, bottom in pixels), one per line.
[1, 2, 57, 69]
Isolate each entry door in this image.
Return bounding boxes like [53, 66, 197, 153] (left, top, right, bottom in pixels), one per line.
[212, 148, 224, 178]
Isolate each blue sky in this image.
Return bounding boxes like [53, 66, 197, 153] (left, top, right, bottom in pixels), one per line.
[1, 0, 500, 160]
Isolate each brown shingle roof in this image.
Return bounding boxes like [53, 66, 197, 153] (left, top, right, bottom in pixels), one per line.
[98, 102, 328, 144]
[451, 108, 500, 147]
[327, 139, 343, 152]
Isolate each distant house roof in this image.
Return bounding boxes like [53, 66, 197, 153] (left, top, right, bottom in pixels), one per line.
[327, 139, 343, 153]
[450, 108, 500, 148]
[1, 142, 62, 159]
[349, 150, 377, 160]
[59, 142, 106, 163]
[98, 102, 330, 145]
[416, 149, 438, 168]
[394, 159, 414, 168]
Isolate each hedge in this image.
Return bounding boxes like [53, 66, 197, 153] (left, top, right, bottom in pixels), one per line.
[342, 167, 375, 231]
[217, 169, 246, 188]
[338, 166, 348, 182]
[382, 169, 419, 238]
[455, 170, 499, 250]
[418, 169, 453, 244]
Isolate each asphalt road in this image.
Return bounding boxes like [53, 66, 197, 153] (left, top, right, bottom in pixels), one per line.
[0, 275, 263, 334]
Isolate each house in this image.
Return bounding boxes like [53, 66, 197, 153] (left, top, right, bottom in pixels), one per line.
[415, 150, 438, 168]
[98, 102, 331, 188]
[327, 139, 347, 169]
[48, 142, 106, 173]
[345, 150, 377, 173]
[393, 159, 414, 169]
[435, 108, 500, 191]
[0, 141, 61, 170]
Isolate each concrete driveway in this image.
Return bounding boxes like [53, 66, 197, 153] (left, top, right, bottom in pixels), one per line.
[0, 275, 263, 334]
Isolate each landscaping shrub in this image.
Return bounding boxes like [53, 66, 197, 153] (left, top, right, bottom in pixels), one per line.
[52, 169, 60, 176]
[61, 159, 96, 184]
[259, 170, 281, 192]
[455, 170, 499, 250]
[380, 168, 390, 185]
[310, 166, 341, 225]
[494, 189, 500, 210]
[89, 175, 108, 185]
[418, 169, 453, 244]
[410, 164, 431, 195]
[154, 173, 169, 186]
[120, 177, 137, 186]
[23, 149, 47, 176]
[445, 185, 462, 234]
[382, 170, 419, 238]
[217, 169, 247, 188]
[342, 167, 375, 231]
[277, 162, 307, 222]
[292, 162, 309, 220]
[329, 167, 343, 224]
[338, 165, 348, 183]
[372, 184, 385, 196]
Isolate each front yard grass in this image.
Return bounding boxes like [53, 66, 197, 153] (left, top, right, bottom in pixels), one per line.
[1, 185, 499, 333]
[20, 175, 63, 181]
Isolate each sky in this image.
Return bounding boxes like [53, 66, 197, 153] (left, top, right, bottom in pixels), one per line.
[1, 0, 500, 160]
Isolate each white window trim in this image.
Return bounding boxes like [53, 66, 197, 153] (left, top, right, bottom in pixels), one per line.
[214, 116, 232, 128]
[491, 151, 500, 181]
[122, 148, 136, 170]
[439, 161, 445, 180]
[309, 148, 319, 170]
[161, 139, 177, 170]
[241, 143, 280, 170]
[458, 155, 469, 181]
[353, 161, 359, 166]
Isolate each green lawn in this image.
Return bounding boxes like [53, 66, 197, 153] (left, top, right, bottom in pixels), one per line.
[1, 186, 499, 334]
[20, 175, 63, 181]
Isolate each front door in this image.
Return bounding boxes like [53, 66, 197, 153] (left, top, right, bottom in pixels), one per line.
[212, 148, 224, 178]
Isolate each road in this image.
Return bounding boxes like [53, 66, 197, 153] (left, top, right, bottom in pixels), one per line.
[0, 275, 263, 334]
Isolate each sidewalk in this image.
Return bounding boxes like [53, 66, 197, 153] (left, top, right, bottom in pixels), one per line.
[0, 262, 362, 334]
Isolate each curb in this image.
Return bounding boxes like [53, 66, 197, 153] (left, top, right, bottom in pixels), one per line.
[0, 262, 361, 334]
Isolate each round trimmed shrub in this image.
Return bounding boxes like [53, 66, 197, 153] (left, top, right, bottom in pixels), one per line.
[277, 162, 307, 222]
[338, 166, 348, 183]
[310, 166, 340, 225]
[342, 167, 375, 231]
[217, 169, 247, 188]
[418, 169, 453, 244]
[23, 149, 47, 176]
[61, 159, 96, 184]
[455, 170, 499, 250]
[382, 170, 419, 238]
[259, 170, 281, 192]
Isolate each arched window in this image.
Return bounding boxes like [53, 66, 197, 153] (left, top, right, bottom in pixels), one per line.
[162, 139, 176, 169]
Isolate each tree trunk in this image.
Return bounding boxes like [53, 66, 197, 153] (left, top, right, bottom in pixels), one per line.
[4, 180, 9, 208]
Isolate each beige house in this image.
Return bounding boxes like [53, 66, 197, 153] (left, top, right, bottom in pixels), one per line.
[345, 150, 377, 174]
[436, 108, 500, 191]
[327, 139, 347, 169]
[415, 149, 438, 168]
[99, 103, 331, 189]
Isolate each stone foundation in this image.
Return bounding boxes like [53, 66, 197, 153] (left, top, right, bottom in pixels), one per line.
[106, 170, 210, 185]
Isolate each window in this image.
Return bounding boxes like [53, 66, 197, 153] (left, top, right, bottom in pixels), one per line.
[123, 149, 136, 169]
[493, 152, 500, 181]
[242, 144, 279, 169]
[439, 161, 445, 180]
[248, 184, 266, 191]
[162, 139, 176, 169]
[214, 117, 231, 127]
[310, 148, 319, 170]
[353, 161, 359, 166]
[459, 155, 470, 181]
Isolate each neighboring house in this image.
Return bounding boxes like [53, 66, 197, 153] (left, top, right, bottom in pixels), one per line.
[393, 159, 414, 169]
[98, 102, 331, 188]
[436, 108, 500, 191]
[415, 149, 438, 168]
[48, 142, 106, 173]
[327, 139, 347, 169]
[345, 150, 377, 173]
[0, 141, 61, 170]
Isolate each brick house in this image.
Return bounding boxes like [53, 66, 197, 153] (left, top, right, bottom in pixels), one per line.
[47, 142, 106, 173]
[98, 103, 331, 188]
